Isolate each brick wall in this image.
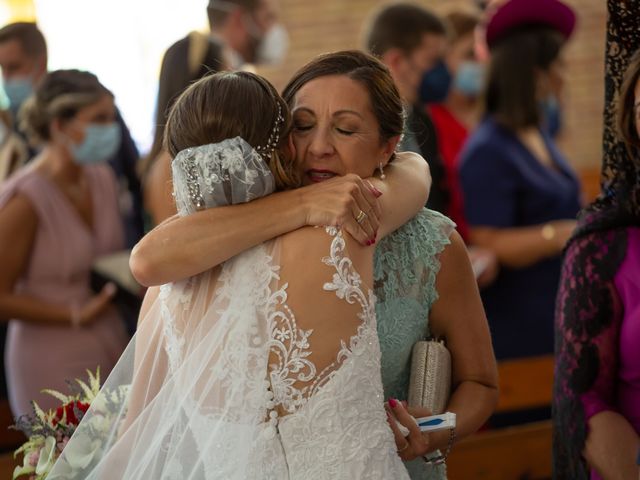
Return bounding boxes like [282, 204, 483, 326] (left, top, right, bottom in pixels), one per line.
[257, 0, 607, 180]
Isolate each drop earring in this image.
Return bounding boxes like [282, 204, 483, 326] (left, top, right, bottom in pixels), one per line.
[379, 162, 386, 180]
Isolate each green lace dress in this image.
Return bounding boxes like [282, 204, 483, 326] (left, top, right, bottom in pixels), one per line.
[374, 208, 455, 480]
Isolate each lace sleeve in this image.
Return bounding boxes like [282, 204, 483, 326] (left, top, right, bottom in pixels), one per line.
[553, 229, 627, 480]
[374, 209, 455, 316]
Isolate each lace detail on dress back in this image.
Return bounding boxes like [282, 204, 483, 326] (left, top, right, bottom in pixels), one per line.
[266, 227, 376, 418]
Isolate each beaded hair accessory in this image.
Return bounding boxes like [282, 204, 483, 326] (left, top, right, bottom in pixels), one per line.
[172, 136, 276, 216]
[255, 102, 284, 161]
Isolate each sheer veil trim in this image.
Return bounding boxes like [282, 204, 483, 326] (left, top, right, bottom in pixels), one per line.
[171, 136, 275, 215]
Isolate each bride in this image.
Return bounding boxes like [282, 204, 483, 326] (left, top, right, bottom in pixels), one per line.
[46, 70, 429, 479]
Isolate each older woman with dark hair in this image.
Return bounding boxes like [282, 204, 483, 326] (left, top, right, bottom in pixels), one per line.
[459, 0, 581, 361]
[554, 2, 640, 478]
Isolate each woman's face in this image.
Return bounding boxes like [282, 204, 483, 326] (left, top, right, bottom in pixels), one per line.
[55, 93, 116, 145]
[537, 55, 566, 101]
[291, 75, 398, 185]
[446, 32, 477, 75]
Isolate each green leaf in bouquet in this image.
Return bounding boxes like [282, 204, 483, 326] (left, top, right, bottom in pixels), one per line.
[12, 462, 36, 480]
[32, 402, 47, 424]
[75, 378, 95, 402]
[41, 388, 72, 404]
[87, 367, 101, 394]
[14, 436, 43, 457]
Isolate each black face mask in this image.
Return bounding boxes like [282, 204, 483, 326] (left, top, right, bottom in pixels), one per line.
[418, 60, 453, 104]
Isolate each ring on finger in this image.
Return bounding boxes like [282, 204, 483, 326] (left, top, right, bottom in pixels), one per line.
[397, 441, 410, 454]
[355, 210, 367, 224]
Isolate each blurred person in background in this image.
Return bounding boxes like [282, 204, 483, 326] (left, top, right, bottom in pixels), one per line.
[0, 22, 46, 124]
[0, 70, 129, 418]
[364, 3, 450, 215]
[207, 0, 287, 69]
[0, 22, 45, 167]
[142, 0, 288, 226]
[554, 2, 640, 476]
[0, 109, 28, 181]
[428, 7, 498, 288]
[0, 22, 144, 247]
[474, 0, 565, 139]
[365, 4, 497, 288]
[459, 0, 581, 362]
[428, 8, 482, 242]
[141, 32, 228, 226]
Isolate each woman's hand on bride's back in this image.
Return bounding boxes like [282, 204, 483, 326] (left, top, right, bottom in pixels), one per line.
[299, 174, 382, 245]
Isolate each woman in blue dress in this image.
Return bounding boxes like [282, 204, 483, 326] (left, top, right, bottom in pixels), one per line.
[459, 0, 581, 361]
[132, 51, 498, 479]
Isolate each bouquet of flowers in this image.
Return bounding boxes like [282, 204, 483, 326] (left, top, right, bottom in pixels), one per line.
[11, 368, 129, 480]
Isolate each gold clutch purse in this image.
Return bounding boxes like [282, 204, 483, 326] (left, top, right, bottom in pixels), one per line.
[407, 338, 451, 414]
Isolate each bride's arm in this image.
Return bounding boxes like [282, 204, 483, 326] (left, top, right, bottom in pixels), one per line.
[130, 152, 430, 286]
[131, 177, 379, 286]
[371, 152, 430, 240]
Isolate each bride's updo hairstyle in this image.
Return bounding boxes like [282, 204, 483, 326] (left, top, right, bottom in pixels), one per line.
[164, 71, 300, 190]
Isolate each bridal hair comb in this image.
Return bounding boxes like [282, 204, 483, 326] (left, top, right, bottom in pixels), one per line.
[255, 102, 284, 160]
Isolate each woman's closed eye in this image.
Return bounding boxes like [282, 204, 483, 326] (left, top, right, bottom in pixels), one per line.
[293, 123, 313, 132]
[336, 127, 356, 136]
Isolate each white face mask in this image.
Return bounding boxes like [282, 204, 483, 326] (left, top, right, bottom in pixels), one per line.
[255, 24, 289, 66]
[226, 48, 245, 70]
[208, 0, 288, 66]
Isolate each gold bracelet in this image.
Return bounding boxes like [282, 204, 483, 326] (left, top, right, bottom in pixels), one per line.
[541, 223, 556, 241]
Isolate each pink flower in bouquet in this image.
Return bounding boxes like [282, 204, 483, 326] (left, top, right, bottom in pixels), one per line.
[57, 435, 70, 452]
[26, 451, 39, 467]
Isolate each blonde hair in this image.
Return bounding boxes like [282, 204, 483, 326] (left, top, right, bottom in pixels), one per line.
[19, 69, 112, 146]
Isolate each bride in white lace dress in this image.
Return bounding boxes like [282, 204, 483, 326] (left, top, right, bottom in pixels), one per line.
[46, 71, 430, 479]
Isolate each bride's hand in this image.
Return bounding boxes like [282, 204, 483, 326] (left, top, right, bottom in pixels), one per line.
[299, 174, 382, 245]
[385, 399, 431, 461]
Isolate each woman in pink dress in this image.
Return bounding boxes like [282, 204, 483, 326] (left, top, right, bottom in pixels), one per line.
[0, 69, 129, 418]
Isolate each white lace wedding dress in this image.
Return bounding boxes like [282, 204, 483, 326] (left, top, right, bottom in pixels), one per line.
[47, 137, 409, 480]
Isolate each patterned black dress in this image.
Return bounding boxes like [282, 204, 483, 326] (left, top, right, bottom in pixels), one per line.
[553, 1, 640, 478]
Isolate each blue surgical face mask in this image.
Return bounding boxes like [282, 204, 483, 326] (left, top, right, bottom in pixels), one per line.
[419, 60, 452, 104]
[454, 61, 484, 97]
[69, 122, 121, 165]
[3, 76, 34, 116]
[540, 95, 562, 138]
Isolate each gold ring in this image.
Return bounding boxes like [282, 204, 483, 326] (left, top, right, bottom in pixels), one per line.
[355, 210, 367, 224]
[397, 441, 410, 454]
